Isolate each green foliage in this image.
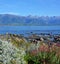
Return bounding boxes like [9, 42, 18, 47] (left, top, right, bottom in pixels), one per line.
[24, 51, 60, 64]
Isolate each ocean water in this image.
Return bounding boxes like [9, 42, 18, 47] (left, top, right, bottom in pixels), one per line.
[0, 26, 60, 35]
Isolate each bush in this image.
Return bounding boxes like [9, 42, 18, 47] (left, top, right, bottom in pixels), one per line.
[24, 43, 60, 64]
[24, 51, 60, 64]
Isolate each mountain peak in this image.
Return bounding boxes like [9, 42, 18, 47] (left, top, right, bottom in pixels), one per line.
[0, 14, 60, 26]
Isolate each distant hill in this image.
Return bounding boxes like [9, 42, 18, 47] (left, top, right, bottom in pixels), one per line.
[0, 14, 60, 26]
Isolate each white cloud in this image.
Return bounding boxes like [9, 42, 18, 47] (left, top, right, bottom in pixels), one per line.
[0, 12, 20, 15]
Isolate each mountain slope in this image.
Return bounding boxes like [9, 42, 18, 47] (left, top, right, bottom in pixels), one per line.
[0, 14, 60, 26]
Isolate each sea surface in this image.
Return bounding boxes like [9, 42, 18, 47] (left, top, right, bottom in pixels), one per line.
[0, 26, 60, 35]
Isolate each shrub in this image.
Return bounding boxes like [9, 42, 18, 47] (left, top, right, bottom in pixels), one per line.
[24, 43, 60, 64]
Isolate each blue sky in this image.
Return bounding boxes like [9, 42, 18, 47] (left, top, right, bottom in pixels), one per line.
[0, 0, 60, 16]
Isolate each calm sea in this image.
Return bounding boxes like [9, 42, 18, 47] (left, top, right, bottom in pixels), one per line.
[0, 26, 60, 35]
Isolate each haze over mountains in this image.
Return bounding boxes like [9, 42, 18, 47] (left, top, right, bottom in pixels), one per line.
[0, 14, 60, 26]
